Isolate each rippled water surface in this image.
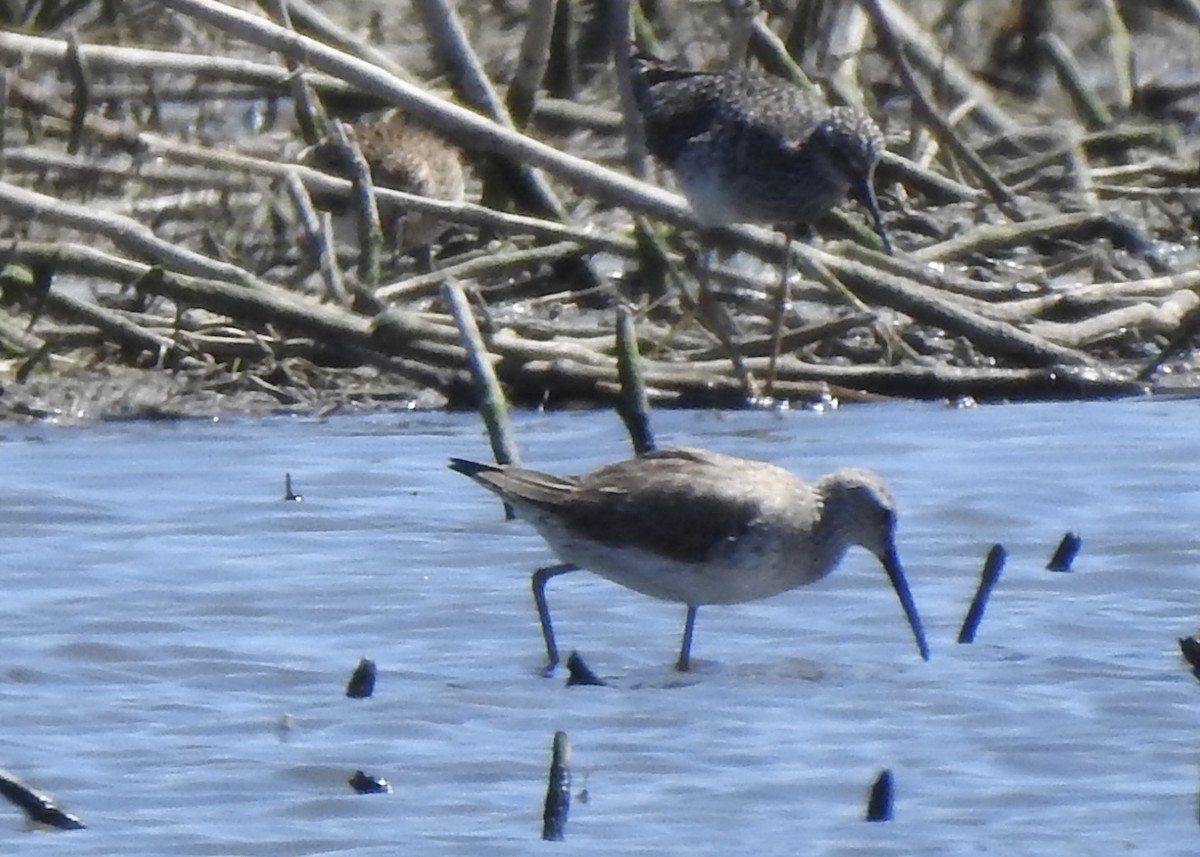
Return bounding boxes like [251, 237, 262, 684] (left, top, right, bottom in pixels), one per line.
[1, 400, 1198, 854]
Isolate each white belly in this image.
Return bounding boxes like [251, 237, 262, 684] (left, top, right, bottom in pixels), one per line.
[530, 515, 824, 606]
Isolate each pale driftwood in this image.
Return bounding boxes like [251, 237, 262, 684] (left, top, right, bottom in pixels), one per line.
[516, 350, 1140, 402]
[862, 0, 1024, 218]
[878, 151, 986, 206]
[490, 327, 616, 368]
[0, 180, 260, 287]
[37, 284, 183, 362]
[823, 4, 871, 106]
[957, 271, 1200, 323]
[0, 29, 350, 92]
[808, 248, 1099, 367]
[412, 0, 566, 220]
[610, 0, 647, 178]
[724, 0, 811, 87]
[532, 97, 623, 133]
[912, 212, 1112, 264]
[1038, 32, 1114, 130]
[1094, 184, 1200, 200]
[1027, 290, 1199, 349]
[2, 78, 642, 256]
[284, 169, 350, 307]
[1, 144, 251, 192]
[443, 281, 521, 517]
[694, 225, 1099, 369]
[329, 119, 384, 289]
[856, 0, 1020, 135]
[834, 242, 1003, 299]
[153, 0, 694, 224]
[376, 241, 585, 302]
[276, 0, 416, 84]
[0, 308, 47, 353]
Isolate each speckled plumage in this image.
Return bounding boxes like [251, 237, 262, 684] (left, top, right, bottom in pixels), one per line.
[450, 447, 927, 671]
[303, 119, 464, 249]
[631, 56, 892, 251]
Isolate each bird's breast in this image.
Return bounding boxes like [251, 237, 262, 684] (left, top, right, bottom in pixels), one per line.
[673, 139, 854, 227]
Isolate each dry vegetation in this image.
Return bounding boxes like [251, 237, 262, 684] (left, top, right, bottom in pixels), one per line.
[1, 0, 1199, 421]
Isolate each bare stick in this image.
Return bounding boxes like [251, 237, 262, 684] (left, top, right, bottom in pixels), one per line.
[442, 281, 520, 516]
[615, 306, 655, 454]
[864, 768, 893, 822]
[1046, 532, 1082, 572]
[541, 731, 571, 841]
[957, 544, 1006, 644]
[507, 0, 557, 129]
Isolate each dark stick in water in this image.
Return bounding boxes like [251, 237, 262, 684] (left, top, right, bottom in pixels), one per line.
[541, 731, 571, 841]
[864, 768, 894, 822]
[345, 657, 377, 698]
[1046, 532, 1081, 572]
[0, 767, 85, 830]
[958, 544, 1006, 644]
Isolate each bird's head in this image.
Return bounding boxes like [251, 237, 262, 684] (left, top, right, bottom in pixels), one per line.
[820, 468, 898, 561]
[819, 469, 928, 660]
[815, 109, 893, 254]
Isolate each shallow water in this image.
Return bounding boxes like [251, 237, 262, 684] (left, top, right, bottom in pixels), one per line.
[1, 400, 1198, 854]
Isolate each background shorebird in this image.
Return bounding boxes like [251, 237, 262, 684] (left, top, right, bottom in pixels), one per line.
[630, 55, 893, 395]
[301, 117, 465, 259]
[450, 446, 928, 672]
[630, 54, 892, 254]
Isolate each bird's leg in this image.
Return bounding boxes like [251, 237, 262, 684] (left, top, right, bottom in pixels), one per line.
[676, 604, 699, 671]
[764, 225, 796, 401]
[695, 241, 761, 403]
[532, 563, 578, 676]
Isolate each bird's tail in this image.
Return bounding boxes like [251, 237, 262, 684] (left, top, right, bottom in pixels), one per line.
[447, 457, 502, 481]
[449, 458, 579, 509]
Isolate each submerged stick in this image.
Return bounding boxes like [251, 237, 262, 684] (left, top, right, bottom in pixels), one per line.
[1046, 532, 1081, 572]
[957, 544, 1006, 644]
[0, 767, 85, 830]
[614, 306, 655, 455]
[864, 768, 894, 822]
[345, 657, 377, 698]
[1179, 635, 1200, 681]
[348, 770, 392, 794]
[283, 472, 302, 502]
[541, 731, 571, 841]
[565, 651, 607, 687]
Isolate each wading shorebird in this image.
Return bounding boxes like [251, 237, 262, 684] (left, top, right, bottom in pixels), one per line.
[630, 54, 893, 395]
[449, 447, 928, 672]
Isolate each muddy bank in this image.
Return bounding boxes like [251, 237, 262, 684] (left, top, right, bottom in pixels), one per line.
[1, 0, 1199, 422]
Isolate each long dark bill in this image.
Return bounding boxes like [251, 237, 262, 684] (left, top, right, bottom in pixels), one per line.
[881, 546, 930, 661]
[856, 173, 893, 255]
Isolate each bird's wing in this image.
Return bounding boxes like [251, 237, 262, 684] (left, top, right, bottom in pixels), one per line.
[556, 448, 764, 563]
[714, 76, 831, 150]
[632, 66, 734, 163]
